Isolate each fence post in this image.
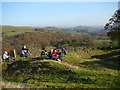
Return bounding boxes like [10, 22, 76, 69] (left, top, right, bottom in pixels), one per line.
[13, 49, 17, 58]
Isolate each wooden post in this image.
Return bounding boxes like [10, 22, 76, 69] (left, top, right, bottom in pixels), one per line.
[13, 49, 16, 58]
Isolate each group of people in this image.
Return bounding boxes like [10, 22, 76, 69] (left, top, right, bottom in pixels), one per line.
[2, 46, 29, 62]
[41, 48, 67, 62]
[2, 45, 67, 62]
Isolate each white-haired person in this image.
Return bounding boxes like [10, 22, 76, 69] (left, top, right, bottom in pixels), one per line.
[2, 51, 14, 62]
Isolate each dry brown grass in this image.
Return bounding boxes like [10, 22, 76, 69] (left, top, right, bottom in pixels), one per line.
[2, 81, 26, 88]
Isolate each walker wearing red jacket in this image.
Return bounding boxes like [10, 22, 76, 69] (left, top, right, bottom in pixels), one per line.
[52, 49, 58, 56]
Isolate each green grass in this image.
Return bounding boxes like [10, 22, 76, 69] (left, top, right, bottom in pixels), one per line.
[1, 25, 58, 37]
[2, 49, 120, 88]
[1, 25, 35, 36]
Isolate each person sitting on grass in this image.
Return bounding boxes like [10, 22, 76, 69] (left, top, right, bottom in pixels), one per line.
[52, 49, 62, 62]
[41, 48, 48, 59]
[48, 49, 53, 59]
[44, 50, 48, 58]
[61, 48, 67, 55]
[20, 46, 28, 57]
[2, 51, 14, 62]
[57, 49, 62, 55]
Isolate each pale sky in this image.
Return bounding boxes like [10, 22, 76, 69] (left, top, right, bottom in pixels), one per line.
[2, 2, 118, 27]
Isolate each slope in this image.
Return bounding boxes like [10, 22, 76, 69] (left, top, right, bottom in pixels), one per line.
[2, 49, 120, 88]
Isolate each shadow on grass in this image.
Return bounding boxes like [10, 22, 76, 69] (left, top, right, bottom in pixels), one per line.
[3, 59, 51, 76]
[81, 50, 120, 70]
[91, 50, 120, 63]
[30, 57, 45, 61]
[3, 60, 31, 76]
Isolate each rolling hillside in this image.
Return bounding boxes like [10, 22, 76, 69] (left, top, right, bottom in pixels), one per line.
[1, 25, 107, 38]
[2, 49, 120, 88]
[2, 25, 120, 88]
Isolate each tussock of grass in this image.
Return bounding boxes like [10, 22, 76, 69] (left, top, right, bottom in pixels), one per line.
[2, 81, 29, 88]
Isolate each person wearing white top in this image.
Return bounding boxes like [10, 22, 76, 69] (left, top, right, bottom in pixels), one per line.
[2, 51, 10, 61]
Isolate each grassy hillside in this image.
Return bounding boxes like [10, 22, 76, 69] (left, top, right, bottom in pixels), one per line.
[1, 25, 59, 37]
[2, 49, 120, 88]
[1, 25, 35, 36]
[1, 25, 107, 38]
[2, 25, 119, 88]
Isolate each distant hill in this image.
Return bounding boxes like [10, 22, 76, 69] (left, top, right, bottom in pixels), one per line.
[43, 25, 105, 35]
[1, 25, 36, 36]
[73, 25, 104, 31]
[44, 26, 107, 38]
[1, 25, 59, 37]
[1, 25, 107, 38]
